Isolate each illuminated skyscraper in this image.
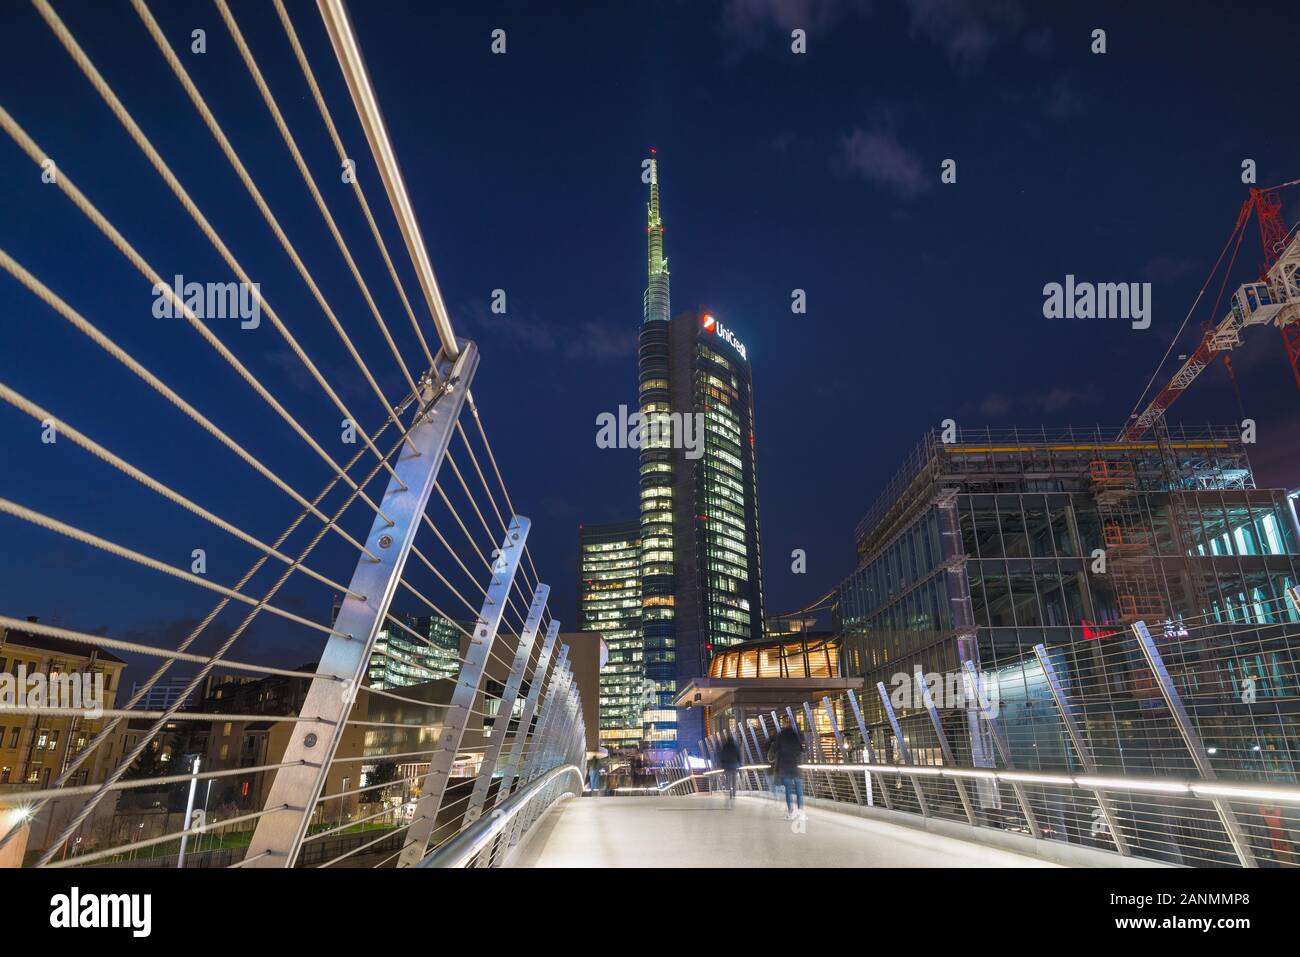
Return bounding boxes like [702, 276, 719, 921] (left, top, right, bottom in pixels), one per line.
[638, 153, 765, 756]
[638, 150, 679, 755]
[578, 521, 644, 754]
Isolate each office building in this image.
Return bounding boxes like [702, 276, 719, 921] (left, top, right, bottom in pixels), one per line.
[637, 153, 765, 757]
[366, 614, 464, 691]
[578, 521, 643, 754]
[835, 424, 1300, 862]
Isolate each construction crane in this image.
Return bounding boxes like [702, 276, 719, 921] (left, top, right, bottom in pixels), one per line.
[1124, 181, 1300, 440]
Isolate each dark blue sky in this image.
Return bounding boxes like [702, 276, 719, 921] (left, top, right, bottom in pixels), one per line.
[1, 0, 1298, 671]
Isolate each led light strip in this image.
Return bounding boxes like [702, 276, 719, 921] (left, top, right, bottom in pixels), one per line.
[796, 764, 1300, 803]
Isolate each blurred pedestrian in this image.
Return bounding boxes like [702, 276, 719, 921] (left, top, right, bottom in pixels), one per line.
[717, 734, 742, 808]
[768, 715, 806, 819]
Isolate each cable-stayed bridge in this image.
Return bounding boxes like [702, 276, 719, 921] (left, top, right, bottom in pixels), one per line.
[1, 0, 1299, 873]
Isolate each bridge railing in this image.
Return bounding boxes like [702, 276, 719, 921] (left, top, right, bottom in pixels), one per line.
[697, 608, 1300, 869]
[691, 739, 1300, 868]
[0, 0, 584, 868]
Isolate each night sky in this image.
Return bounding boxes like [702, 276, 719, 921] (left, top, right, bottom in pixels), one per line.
[1, 0, 1298, 675]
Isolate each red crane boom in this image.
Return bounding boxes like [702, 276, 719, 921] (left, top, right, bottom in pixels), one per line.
[1124, 183, 1300, 440]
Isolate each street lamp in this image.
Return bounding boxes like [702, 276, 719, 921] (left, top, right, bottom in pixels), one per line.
[177, 754, 201, 869]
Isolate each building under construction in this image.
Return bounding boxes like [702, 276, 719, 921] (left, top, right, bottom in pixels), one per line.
[834, 423, 1300, 863]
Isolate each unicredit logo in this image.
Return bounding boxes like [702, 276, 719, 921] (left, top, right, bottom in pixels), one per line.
[702, 314, 746, 360]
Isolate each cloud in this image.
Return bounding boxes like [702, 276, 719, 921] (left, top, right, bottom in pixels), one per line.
[962, 386, 1100, 418]
[974, 393, 1012, 416]
[722, 0, 1037, 66]
[464, 301, 634, 362]
[1038, 386, 1099, 413]
[263, 349, 371, 403]
[722, 0, 870, 44]
[118, 616, 316, 672]
[839, 128, 930, 197]
[902, 0, 1024, 68]
[461, 299, 553, 352]
[564, 321, 637, 361]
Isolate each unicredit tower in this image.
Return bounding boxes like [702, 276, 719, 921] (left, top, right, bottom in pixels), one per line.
[637, 151, 765, 758]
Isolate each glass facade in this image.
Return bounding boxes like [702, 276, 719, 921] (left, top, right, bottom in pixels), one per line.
[578, 521, 644, 753]
[625, 154, 766, 758]
[839, 427, 1300, 780]
[638, 153, 677, 753]
[697, 344, 756, 648]
[367, 614, 463, 690]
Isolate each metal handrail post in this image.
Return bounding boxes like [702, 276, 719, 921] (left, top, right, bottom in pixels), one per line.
[847, 689, 890, 810]
[914, 668, 976, 825]
[399, 515, 531, 866]
[462, 584, 550, 827]
[1132, 622, 1257, 868]
[245, 343, 477, 866]
[822, 696, 863, 805]
[877, 681, 930, 816]
[1033, 643, 1130, 857]
[961, 661, 1042, 838]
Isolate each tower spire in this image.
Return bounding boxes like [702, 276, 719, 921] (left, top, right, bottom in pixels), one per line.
[644, 149, 670, 323]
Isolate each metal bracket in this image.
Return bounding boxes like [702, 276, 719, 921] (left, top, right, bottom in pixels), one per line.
[847, 689, 891, 810]
[494, 620, 561, 805]
[744, 722, 765, 785]
[399, 514, 531, 866]
[877, 681, 929, 816]
[961, 661, 1041, 838]
[821, 696, 863, 805]
[1132, 622, 1257, 868]
[1033, 643, 1130, 857]
[243, 341, 478, 867]
[503, 649, 569, 850]
[473, 621, 559, 869]
[520, 648, 570, 790]
[739, 720, 766, 790]
[801, 701, 836, 799]
[914, 667, 976, 825]
[462, 584, 550, 827]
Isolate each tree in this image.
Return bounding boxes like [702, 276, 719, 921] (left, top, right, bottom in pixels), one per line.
[367, 761, 400, 803]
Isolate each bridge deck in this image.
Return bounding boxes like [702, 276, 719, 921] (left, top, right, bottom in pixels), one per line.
[512, 794, 1062, 868]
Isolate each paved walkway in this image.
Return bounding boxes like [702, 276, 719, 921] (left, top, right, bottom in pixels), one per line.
[513, 793, 1061, 868]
